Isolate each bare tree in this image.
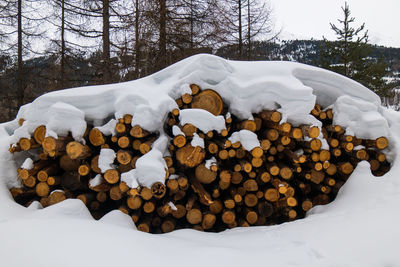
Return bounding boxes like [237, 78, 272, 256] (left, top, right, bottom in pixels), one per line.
[0, 0, 47, 108]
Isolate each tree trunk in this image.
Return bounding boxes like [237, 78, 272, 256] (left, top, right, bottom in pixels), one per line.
[238, 0, 242, 59]
[247, 0, 250, 60]
[17, 0, 24, 109]
[159, 0, 167, 70]
[60, 0, 65, 88]
[134, 0, 140, 79]
[102, 0, 111, 83]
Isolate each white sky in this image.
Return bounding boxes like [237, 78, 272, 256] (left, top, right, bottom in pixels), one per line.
[268, 0, 400, 48]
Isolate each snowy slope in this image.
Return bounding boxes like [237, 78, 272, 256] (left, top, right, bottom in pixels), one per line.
[1, 54, 400, 267]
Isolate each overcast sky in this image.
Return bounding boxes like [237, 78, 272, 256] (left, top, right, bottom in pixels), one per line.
[267, 0, 400, 48]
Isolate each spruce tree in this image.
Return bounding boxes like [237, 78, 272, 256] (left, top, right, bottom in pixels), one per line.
[320, 2, 395, 99]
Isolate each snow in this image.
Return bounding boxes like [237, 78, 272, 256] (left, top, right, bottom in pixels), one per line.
[21, 158, 33, 170]
[228, 130, 260, 151]
[190, 133, 205, 148]
[0, 54, 400, 267]
[172, 125, 185, 136]
[89, 174, 104, 188]
[95, 119, 117, 136]
[98, 148, 116, 173]
[205, 157, 217, 169]
[134, 149, 167, 188]
[120, 169, 139, 189]
[179, 108, 226, 133]
[168, 201, 177, 211]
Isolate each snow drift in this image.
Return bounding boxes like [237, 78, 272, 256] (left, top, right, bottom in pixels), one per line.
[1, 54, 400, 267]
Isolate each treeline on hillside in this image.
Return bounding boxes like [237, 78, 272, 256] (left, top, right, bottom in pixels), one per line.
[0, 0, 274, 121]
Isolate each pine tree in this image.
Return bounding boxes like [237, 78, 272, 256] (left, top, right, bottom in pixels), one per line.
[320, 2, 395, 98]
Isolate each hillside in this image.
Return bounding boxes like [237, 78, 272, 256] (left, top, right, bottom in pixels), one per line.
[1, 40, 399, 123]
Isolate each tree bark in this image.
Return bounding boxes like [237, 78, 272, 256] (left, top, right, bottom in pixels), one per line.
[102, 0, 111, 83]
[159, 0, 167, 69]
[17, 0, 24, 108]
[134, 0, 140, 78]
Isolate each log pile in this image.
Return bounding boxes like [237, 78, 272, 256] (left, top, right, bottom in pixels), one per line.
[9, 84, 391, 233]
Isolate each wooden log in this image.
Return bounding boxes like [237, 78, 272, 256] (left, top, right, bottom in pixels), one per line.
[167, 179, 179, 194]
[301, 200, 313, 211]
[279, 166, 293, 180]
[173, 190, 186, 201]
[66, 141, 91, 160]
[77, 164, 90, 176]
[35, 182, 50, 197]
[240, 120, 257, 132]
[224, 199, 235, 209]
[176, 145, 205, 168]
[190, 176, 213, 205]
[143, 201, 156, 213]
[48, 191, 66, 206]
[209, 200, 223, 214]
[118, 136, 131, 149]
[42, 136, 71, 154]
[61, 171, 82, 191]
[245, 210, 258, 225]
[301, 125, 320, 138]
[264, 188, 279, 202]
[104, 169, 120, 184]
[130, 125, 150, 138]
[365, 136, 389, 150]
[19, 138, 39, 151]
[47, 176, 61, 186]
[244, 193, 258, 207]
[219, 170, 231, 190]
[115, 150, 132, 166]
[151, 182, 166, 199]
[171, 204, 187, 219]
[173, 135, 186, 148]
[182, 93, 193, 104]
[140, 187, 153, 201]
[19, 160, 52, 180]
[257, 201, 274, 217]
[89, 128, 105, 146]
[161, 219, 176, 233]
[186, 209, 202, 224]
[195, 163, 217, 184]
[231, 171, 243, 185]
[202, 213, 216, 230]
[338, 162, 354, 175]
[260, 110, 281, 123]
[33, 125, 46, 145]
[221, 210, 236, 225]
[265, 129, 279, 141]
[96, 191, 108, 203]
[243, 179, 258, 192]
[310, 169, 325, 184]
[191, 89, 224, 116]
[115, 122, 127, 136]
[181, 123, 197, 137]
[260, 139, 271, 151]
[89, 155, 101, 174]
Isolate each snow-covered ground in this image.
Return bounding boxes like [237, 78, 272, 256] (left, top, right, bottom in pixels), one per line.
[1, 54, 400, 267]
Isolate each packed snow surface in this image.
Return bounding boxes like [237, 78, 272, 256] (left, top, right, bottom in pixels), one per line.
[228, 130, 260, 151]
[1, 54, 400, 267]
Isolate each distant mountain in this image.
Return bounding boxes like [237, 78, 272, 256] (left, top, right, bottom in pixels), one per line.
[217, 39, 400, 80]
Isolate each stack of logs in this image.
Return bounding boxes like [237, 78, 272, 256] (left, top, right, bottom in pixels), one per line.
[9, 84, 390, 233]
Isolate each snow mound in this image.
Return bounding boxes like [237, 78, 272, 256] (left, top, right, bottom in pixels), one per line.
[1, 54, 399, 266]
[7, 55, 395, 187]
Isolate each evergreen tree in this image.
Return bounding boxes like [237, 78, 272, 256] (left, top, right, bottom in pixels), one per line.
[320, 2, 395, 98]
